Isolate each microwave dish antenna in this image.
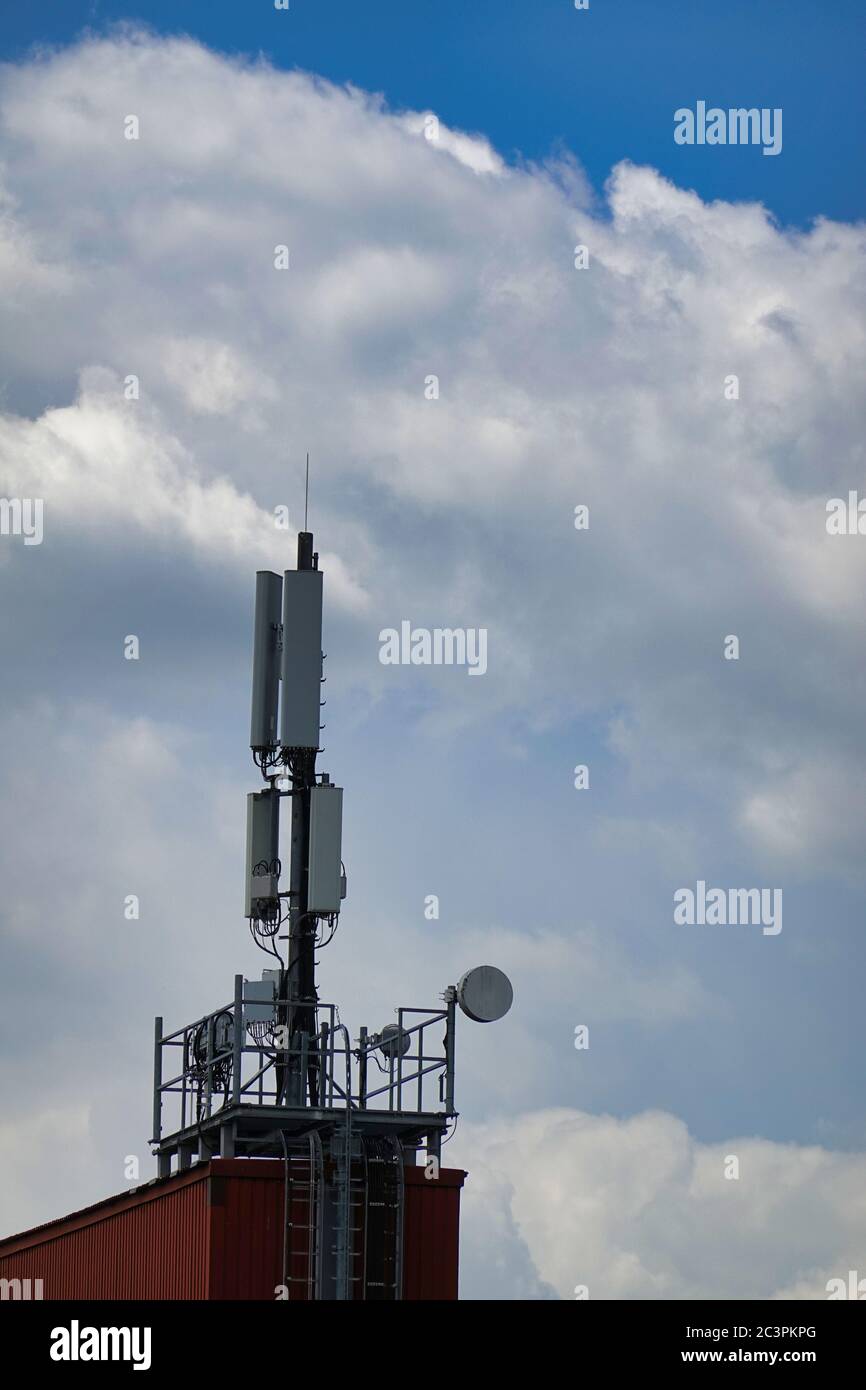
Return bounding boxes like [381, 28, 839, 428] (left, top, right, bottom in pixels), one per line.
[456, 965, 513, 1024]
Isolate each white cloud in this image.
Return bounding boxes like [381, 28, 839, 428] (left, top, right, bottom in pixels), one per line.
[161, 337, 279, 417]
[455, 1108, 866, 1299]
[399, 111, 506, 176]
[739, 756, 866, 874]
[0, 33, 860, 808]
[0, 366, 368, 609]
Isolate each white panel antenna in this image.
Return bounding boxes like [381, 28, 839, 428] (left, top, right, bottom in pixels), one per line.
[308, 783, 343, 913]
[244, 787, 280, 918]
[249, 571, 282, 751]
[280, 569, 323, 750]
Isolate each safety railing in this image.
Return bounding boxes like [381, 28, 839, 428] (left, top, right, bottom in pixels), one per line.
[152, 975, 456, 1145]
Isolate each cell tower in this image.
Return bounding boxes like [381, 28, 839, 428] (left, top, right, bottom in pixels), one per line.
[150, 525, 513, 1299]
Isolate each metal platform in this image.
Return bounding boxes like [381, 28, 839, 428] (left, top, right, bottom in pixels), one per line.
[156, 1102, 450, 1169]
[152, 975, 457, 1178]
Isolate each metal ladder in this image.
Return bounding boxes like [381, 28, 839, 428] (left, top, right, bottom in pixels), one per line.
[282, 1131, 324, 1300]
[329, 1114, 367, 1299]
[361, 1135, 404, 1300]
[282, 1125, 405, 1300]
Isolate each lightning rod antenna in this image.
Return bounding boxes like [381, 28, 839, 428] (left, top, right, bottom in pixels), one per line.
[304, 452, 310, 531]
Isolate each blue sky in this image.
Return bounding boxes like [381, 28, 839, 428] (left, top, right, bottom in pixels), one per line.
[2, 0, 864, 226]
[0, 9, 863, 1298]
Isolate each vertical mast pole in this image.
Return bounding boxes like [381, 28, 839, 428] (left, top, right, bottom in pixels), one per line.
[283, 529, 319, 1107]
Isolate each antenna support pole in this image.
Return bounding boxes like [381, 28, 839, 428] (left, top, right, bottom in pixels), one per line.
[281, 529, 320, 1107]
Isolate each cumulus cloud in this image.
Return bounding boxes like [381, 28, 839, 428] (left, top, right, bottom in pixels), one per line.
[0, 365, 369, 609]
[455, 1109, 866, 1299]
[0, 31, 861, 849]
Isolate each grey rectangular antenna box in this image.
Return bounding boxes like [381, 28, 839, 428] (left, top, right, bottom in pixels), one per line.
[243, 977, 277, 1024]
[307, 784, 343, 914]
[250, 571, 283, 749]
[244, 788, 280, 917]
[280, 569, 323, 749]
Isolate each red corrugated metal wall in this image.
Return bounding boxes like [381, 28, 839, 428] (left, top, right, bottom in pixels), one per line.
[0, 1165, 210, 1299]
[0, 1159, 465, 1300]
[207, 1161, 285, 1300]
[402, 1166, 464, 1300]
